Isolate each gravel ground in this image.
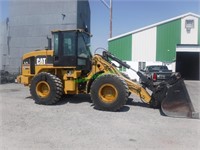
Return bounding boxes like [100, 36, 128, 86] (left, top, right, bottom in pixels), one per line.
[0, 81, 199, 150]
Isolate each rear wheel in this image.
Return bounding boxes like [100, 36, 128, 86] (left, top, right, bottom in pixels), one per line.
[90, 74, 129, 111]
[30, 72, 63, 105]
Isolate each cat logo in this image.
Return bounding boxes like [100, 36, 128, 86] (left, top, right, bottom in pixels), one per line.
[36, 58, 46, 65]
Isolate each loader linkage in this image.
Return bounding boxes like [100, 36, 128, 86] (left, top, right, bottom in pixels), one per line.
[102, 51, 199, 119]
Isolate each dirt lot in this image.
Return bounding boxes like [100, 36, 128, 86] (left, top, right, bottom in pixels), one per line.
[0, 81, 199, 150]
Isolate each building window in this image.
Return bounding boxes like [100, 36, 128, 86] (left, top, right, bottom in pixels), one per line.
[185, 19, 194, 33]
[63, 32, 76, 56]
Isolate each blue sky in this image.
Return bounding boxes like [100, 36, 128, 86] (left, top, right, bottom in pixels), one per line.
[0, 0, 8, 21]
[90, 0, 200, 51]
[0, 0, 199, 52]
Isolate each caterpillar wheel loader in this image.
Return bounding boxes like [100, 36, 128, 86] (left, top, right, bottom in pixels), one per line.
[17, 29, 198, 119]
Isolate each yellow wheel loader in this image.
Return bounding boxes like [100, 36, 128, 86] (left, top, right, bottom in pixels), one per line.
[17, 29, 198, 119]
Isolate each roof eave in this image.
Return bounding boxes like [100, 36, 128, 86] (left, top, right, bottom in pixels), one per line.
[108, 12, 200, 41]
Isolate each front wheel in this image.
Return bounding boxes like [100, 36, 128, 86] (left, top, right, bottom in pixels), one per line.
[30, 72, 63, 105]
[90, 74, 129, 111]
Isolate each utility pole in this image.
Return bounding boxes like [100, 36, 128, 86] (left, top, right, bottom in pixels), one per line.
[100, 0, 113, 38]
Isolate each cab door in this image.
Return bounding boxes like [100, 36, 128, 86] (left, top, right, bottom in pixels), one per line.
[77, 32, 92, 71]
[53, 31, 77, 67]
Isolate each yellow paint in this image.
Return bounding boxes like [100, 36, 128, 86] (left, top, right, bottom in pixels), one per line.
[64, 80, 75, 92]
[22, 50, 53, 60]
[20, 76, 31, 86]
[98, 84, 118, 104]
[36, 81, 50, 98]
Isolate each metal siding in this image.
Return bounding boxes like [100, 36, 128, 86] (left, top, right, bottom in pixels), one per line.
[181, 15, 198, 44]
[199, 18, 200, 44]
[156, 19, 181, 62]
[2, 0, 90, 73]
[0, 22, 4, 70]
[108, 35, 132, 61]
[0, 21, 8, 70]
[132, 27, 157, 61]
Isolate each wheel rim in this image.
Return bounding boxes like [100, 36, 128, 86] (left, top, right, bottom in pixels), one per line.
[98, 84, 118, 104]
[36, 81, 50, 98]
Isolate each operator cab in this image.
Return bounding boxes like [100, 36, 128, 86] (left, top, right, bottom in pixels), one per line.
[52, 29, 92, 71]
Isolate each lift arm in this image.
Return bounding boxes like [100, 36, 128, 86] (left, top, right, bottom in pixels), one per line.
[90, 51, 153, 104]
[92, 51, 198, 119]
[102, 51, 155, 91]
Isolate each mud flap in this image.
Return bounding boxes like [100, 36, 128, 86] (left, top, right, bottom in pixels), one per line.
[161, 79, 199, 119]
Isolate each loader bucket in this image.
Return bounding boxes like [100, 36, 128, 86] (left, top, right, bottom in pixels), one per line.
[161, 79, 199, 119]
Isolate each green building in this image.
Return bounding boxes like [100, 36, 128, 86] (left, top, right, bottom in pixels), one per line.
[108, 12, 200, 81]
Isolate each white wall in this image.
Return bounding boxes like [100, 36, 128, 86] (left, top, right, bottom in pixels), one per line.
[0, 22, 5, 70]
[181, 15, 199, 44]
[125, 61, 138, 80]
[167, 62, 176, 72]
[176, 45, 200, 52]
[132, 27, 157, 61]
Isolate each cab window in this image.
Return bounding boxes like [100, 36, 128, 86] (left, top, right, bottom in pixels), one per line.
[63, 32, 76, 56]
[53, 33, 59, 55]
[77, 33, 90, 58]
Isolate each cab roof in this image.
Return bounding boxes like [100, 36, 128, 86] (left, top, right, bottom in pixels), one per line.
[51, 29, 92, 36]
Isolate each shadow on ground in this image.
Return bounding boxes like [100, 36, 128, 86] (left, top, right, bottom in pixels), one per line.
[25, 94, 161, 113]
[126, 98, 150, 108]
[57, 95, 154, 112]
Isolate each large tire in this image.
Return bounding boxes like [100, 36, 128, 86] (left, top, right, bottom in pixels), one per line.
[30, 72, 63, 105]
[90, 74, 129, 111]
